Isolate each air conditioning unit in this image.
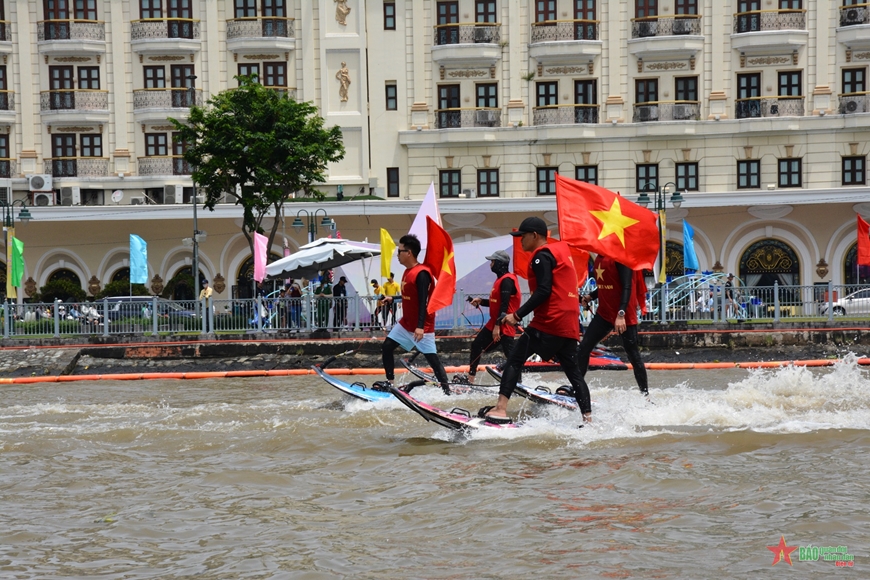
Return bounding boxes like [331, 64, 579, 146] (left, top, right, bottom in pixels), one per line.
[637, 21, 656, 38]
[843, 8, 862, 26]
[473, 27, 494, 43]
[195, 194, 205, 204]
[673, 104, 693, 120]
[34, 192, 55, 206]
[0, 178, 10, 204]
[130, 196, 145, 205]
[637, 107, 657, 122]
[841, 99, 865, 114]
[769, 104, 780, 116]
[672, 19, 692, 35]
[28, 174, 53, 191]
[60, 186, 81, 206]
[163, 184, 184, 204]
[475, 109, 498, 127]
[460, 188, 476, 198]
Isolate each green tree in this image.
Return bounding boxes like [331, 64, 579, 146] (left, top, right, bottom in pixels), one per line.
[94, 280, 151, 300]
[171, 76, 345, 257]
[34, 279, 87, 303]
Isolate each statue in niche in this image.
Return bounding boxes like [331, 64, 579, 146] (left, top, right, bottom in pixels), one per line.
[335, 62, 351, 102]
[334, 0, 351, 26]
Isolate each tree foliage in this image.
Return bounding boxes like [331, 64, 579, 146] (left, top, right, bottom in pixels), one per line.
[94, 280, 150, 300]
[171, 77, 345, 258]
[34, 279, 87, 303]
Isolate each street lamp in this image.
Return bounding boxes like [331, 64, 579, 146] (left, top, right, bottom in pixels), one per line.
[636, 181, 685, 283]
[291, 208, 336, 243]
[2, 199, 33, 301]
[186, 74, 202, 305]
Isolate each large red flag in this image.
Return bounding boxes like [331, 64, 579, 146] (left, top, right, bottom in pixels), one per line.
[512, 230, 589, 286]
[858, 214, 870, 266]
[556, 173, 659, 270]
[423, 216, 456, 314]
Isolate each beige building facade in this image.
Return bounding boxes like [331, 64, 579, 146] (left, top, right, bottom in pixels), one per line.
[0, 1, 868, 299]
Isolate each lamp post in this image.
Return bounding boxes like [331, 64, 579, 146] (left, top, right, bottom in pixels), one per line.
[186, 74, 202, 305]
[1, 199, 33, 302]
[291, 208, 336, 243]
[637, 182, 684, 323]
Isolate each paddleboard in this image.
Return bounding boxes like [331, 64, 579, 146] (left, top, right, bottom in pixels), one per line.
[485, 366, 579, 410]
[399, 359, 494, 395]
[388, 385, 520, 431]
[311, 364, 394, 402]
[522, 345, 627, 372]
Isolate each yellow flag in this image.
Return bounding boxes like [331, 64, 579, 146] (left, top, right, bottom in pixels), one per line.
[380, 228, 396, 278]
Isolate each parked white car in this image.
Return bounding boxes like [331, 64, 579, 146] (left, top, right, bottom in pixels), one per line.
[819, 288, 870, 316]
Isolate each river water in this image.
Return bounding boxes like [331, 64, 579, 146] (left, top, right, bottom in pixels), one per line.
[1, 358, 867, 579]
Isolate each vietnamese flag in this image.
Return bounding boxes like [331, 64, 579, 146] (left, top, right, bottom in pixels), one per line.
[422, 216, 456, 314]
[555, 173, 659, 270]
[512, 230, 589, 286]
[858, 214, 870, 266]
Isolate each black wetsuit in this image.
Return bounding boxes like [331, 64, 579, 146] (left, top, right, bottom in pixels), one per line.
[468, 273, 517, 378]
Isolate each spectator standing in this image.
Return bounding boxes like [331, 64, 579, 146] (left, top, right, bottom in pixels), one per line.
[382, 272, 400, 327]
[333, 276, 348, 329]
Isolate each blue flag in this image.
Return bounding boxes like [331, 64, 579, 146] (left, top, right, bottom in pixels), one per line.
[683, 220, 699, 273]
[130, 234, 148, 284]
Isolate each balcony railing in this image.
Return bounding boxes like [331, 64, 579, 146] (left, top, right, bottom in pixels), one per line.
[632, 101, 701, 122]
[433, 23, 500, 45]
[531, 19, 599, 42]
[0, 90, 13, 111]
[735, 96, 804, 119]
[37, 19, 106, 41]
[0, 158, 15, 178]
[39, 90, 108, 111]
[838, 92, 870, 114]
[733, 10, 806, 34]
[840, 4, 870, 26]
[0, 21, 8, 41]
[133, 88, 203, 109]
[227, 17, 294, 39]
[435, 107, 502, 129]
[533, 104, 599, 125]
[138, 156, 192, 176]
[631, 15, 702, 38]
[44, 157, 110, 178]
[131, 18, 200, 41]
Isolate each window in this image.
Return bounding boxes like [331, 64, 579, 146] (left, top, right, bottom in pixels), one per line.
[676, 0, 697, 14]
[676, 162, 699, 191]
[75, 0, 98, 20]
[536, 81, 558, 107]
[575, 80, 598, 122]
[170, 64, 195, 106]
[173, 132, 191, 174]
[146, 133, 168, 156]
[477, 1, 497, 22]
[779, 0, 801, 8]
[235, 0, 256, 18]
[238, 63, 260, 81]
[737, 160, 760, 189]
[843, 68, 865, 94]
[439, 169, 461, 197]
[144, 66, 165, 88]
[575, 165, 598, 185]
[537, 167, 557, 195]
[478, 169, 499, 197]
[635, 0, 658, 18]
[778, 158, 801, 188]
[636, 164, 658, 193]
[437, 84, 460, 128]
[574, 0, 596, 39]
[77, 67, 100, 90]
[387, 167, 400, 197]
[140, 0, 162, 19]
[384, 2, 396, 30]
[263, 62, 286, 87]
[0, 134, 9, 178]
[0, 66, 8, 110]
[778, 71, 801, 96]
[843, 156, 866, 186]
[476, 83, 497, 108]
[536, 0, 556, 22]
[636, 79, 658, 103]
[52, 134, 76, 177]
[436, 2, 459, 44]
[736, 73, 761, 118]
[385, 83, 397, 110]
[675, 77, 697, 102]
[80, 134, 102, 157]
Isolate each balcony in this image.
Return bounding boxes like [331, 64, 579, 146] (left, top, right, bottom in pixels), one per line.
[533, 104, 599, 125]
[529, 20, 602, 64]
[132, 88, 203, 123]
[138, 156, 192, 176]
[632, 101, 702, 123]
[131, 19, 201, 55]
[0, 90, 14, 123]
[434, 107, 502, 129]
[731, 10, 808, 56]
[39, 90, 109, 124]
[838, 92, 870, 114]
[226, 17, 295, 52]
[0, 21, 11, 55]
[0, 158, 16, 178]
[734, 96, 804, 119]
[838, 5, 870, 51]
[37, 20, 106, 55]
[44, 157, 110, 178]
[628, 16, 703, 61]
[431, 23, 502, 68]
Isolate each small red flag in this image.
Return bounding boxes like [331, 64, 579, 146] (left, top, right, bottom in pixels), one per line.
[858, 214, 870, 266]
[556, 174, 659, 270]
[422, 216, 456, 314]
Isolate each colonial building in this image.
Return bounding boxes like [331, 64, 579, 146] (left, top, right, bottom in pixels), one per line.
[0, 1, 868, 300]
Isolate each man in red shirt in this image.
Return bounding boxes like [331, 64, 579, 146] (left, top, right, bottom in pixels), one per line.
[377, 234, 451, 394]
[481, 217, 592, 424]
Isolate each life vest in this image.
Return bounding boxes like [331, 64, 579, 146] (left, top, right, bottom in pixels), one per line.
[527, 242, 580, 340]
[593, 254, 640, 326]
[399, 263, 436, 333]
[484, 272, 521, 336]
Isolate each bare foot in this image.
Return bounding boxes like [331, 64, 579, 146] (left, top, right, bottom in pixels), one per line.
[582, 412, 592, 424]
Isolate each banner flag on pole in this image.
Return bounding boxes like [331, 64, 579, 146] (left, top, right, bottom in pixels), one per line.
[10, 235, 24, 290]
[129, 234, 148, 284]
[253, 232, 269, 282]
[408, 182, 442, 250]
[380, 228, 396, 279]
[683, 219, 699, 272]
[858, 214, 870, 266]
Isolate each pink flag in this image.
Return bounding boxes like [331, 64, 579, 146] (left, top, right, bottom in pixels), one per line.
[253, 232, 269, 282]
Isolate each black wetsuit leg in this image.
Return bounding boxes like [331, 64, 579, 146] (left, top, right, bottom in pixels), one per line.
[382, 337, 401, 381]
[498, 335, 516, 359]
[620, 325, 649, 395]
[468, 327, 495, 378]
[554, 338, 592, 415]
[577, 315, 614, 376]
[498, 331, 533, 399]
[423, 352, 451, 394]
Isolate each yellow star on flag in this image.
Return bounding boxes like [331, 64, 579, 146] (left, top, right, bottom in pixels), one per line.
[441, 249, 454, 275]
[589, 198, 640, 248]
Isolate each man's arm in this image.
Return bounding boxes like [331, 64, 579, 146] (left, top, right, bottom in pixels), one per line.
[514, 250, 555, 319]
[496, 276, 517, 320]
[616, 261, 633, 312]
[416, 270, 432, 329]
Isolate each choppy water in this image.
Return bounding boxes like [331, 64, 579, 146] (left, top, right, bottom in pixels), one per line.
[1, 357, 868, 578]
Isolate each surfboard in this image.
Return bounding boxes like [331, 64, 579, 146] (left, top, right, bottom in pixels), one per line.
[311, 365, 394, 402]
[485, 366, 579, 410]
[388, 385, 520, 431]
[399, 359, 495, 395]
[521, 345, 627, 372]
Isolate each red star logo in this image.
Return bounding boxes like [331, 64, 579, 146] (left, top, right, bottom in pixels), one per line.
[767, 536, 798, 566]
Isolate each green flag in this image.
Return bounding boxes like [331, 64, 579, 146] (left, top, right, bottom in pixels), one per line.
[10, 235, 24, 288]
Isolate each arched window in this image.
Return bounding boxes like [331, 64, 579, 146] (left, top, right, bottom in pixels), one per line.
[47, 268, 82, 287]
[738, 239, 800, 287]
[665, 241, 684, 277]
[843, 243, 870, 288]
[235, 253, 283, 299]
[168, 266, 207, 300]
[111, 267, 130, 283]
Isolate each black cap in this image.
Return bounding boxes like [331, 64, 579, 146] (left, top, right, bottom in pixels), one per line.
[510, 216, 548, 237]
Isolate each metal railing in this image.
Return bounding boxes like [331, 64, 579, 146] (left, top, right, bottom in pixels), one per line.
[838, 92, 870, 114]
[40, 90, 109, 112]
[43, 157, 110, 178]
[133, 88, 203, 109]
[227, 17, 294, 39]
[138, 156, 192, 176]
[0, 90, 14, 111]
[0, 21, 8, 42]
[530, 19, 599, 42]
[0, 158, 15, 178]
[732, 9, 806, 33]
[433, 22, 501, 45]
[632, 101, 701, 122]
[131, 18, 200, 41]
[735, 96, 804, 119]
[840, 4, 870, 26]
[434, 107, 502, 128]
[37, 19, 106, 41]
[631, 15, 702, 38]
[533, 104, 599, 125]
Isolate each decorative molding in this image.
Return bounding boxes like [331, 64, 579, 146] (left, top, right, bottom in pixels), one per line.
[335, 0, 350, 26]
[447, 69, 487, 78]
[150, 274, 164, 296]
[645, 61, 687, 71]
[56, 126, 96, 133]
[815, 259, 829, 280]
[243, 54, 280, 60]
[55, 56, 92, 62]
[443, 213, 485, 227]
[746, 55, 790, 67]
[852, 202, 870, 217]
[213, 273, 226, 294]
[748, 205, 793, 219]
[151, 125, 177, 131]
[544, 65, 586, 75]
[148, 55, 186, 61]
[853, 51, 870, 61]
[24, 277, 37, 298]
[88, 275, 101, 296]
